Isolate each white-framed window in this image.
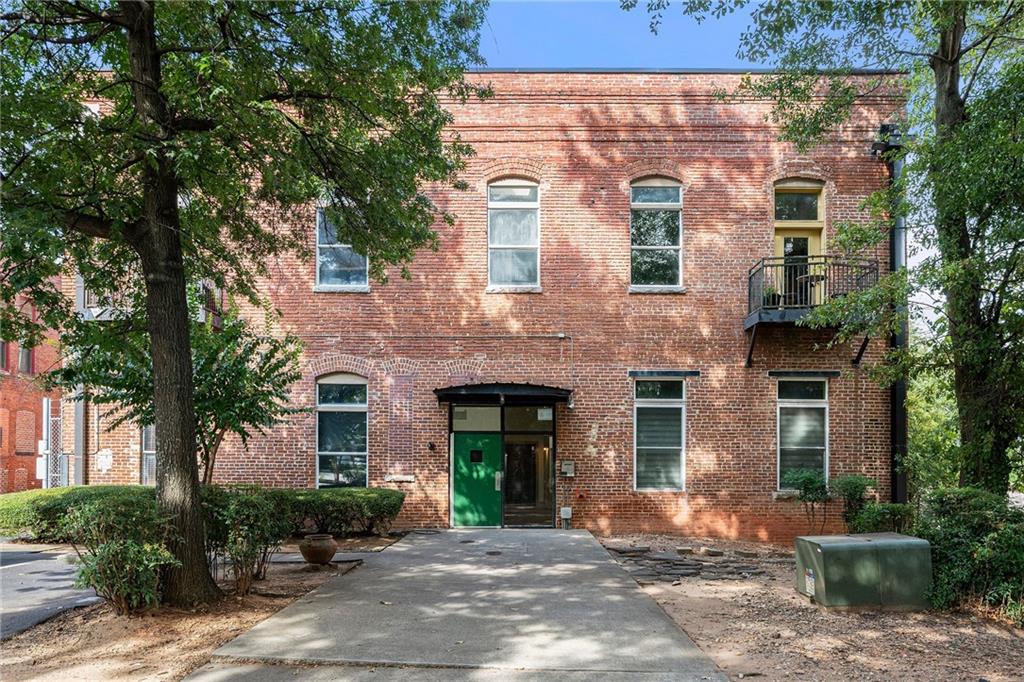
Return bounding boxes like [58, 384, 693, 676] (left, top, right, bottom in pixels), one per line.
[316, 207, 369, 290]
[634, 379, 686, 491]
[316, 373, 368, 488]
[488, 179, 540, 288]
[141, 424, 156, 486]
[777, 379, 829, 489]
[630, 178, 683, 289]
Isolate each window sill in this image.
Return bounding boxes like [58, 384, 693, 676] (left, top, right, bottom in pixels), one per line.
[314, 285, 370, 293]
[635, 487, 686, 494]
[485, 285, 542, 294]
[773, 489, 799, 500]
[629, 285, 687, 295]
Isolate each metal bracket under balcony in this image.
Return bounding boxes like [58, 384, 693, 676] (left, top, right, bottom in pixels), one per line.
[745, 255, 879, 367]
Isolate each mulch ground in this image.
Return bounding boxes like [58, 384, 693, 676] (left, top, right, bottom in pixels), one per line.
[602, 533, 1024, 681]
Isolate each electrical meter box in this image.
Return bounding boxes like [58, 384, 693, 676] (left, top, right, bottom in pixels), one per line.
[795, 533, 932, 610]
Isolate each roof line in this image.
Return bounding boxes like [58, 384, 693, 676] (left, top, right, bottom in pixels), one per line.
[469, 67, 905, 76]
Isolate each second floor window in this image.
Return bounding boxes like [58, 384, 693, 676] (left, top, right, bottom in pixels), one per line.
[18, 346, 33, 374]
[0, 340, 7, 371]
[488, 180, 540, 287]
[316, 207, 368, 289]
[630, 178, 682, 288]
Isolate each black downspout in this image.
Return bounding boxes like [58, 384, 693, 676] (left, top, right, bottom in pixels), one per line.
[874, 124, 909, 503]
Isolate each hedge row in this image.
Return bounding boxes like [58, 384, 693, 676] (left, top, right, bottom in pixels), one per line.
[0, 484, 405, 541]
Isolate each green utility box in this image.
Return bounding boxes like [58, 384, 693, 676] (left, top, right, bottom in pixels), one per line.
[795, 533, 932, 610]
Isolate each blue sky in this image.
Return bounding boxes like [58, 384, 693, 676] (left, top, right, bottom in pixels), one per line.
[479, 0, 766, 70]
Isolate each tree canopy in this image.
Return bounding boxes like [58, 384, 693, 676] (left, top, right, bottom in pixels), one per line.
[1, 0, 488, 604]
[625, 0, 1024, 494]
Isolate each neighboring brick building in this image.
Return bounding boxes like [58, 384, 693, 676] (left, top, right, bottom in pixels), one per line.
[0, 302, 59, 493]
[58, 70, 904, 542]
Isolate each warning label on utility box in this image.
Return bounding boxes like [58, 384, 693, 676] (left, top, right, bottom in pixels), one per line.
[804, 569, 816, 597]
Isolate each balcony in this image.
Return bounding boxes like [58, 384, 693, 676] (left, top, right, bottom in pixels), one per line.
[744, 255, 879, 366]
[746, 256, 879, 329]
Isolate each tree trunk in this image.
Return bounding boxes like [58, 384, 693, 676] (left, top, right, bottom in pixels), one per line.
[930, 6, 1011, 495]
[121, 0, 219, 605]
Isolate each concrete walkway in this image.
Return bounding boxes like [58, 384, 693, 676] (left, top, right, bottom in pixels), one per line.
[191, 529, 724, 680]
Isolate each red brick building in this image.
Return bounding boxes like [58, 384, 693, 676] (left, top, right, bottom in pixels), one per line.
[0, 301, 60, 493]
[55, 70, 904, 541]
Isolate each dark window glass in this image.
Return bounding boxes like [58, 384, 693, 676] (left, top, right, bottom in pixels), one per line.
[18, 347, 32, 374]
[775, 192, 819, 221]
[318, 383, 367, 405]
[631, 249, 679, 286]
[317, 411, 367, 453]
[635, 381, 684, 400]
[631, 186, 680, 203]
[504, 406, 554, 432]
[318, 454, 367, 488]
[631, 209, 679, 246]
[636, 407, 683, 448]
[777, 381, 826, 401]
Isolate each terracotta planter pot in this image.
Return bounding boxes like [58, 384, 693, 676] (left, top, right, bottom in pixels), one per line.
[299, 533, 338, 565]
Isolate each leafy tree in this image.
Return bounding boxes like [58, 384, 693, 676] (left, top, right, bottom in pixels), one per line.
[625, 0, 1024, 495]
[52, 306, 304, 486]
[1, 0, 486, 604]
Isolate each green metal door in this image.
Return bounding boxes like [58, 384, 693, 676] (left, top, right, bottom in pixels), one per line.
[452, 433, 503, 527]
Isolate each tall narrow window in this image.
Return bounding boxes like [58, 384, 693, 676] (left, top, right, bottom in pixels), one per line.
[488, 179, 540, 288]
[316, 207, 369, 289]
[634, 379, 685, 491]
[0, 340, 7, 371]
[141, 424, 157, 485]
[777, 379, 828, 488]
[630, 178, 682, 288]
[317, 374, 368, 488]
[18, 345, 33, 374]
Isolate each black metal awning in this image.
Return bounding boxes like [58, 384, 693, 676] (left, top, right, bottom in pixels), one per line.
[433, 382, 572, 405]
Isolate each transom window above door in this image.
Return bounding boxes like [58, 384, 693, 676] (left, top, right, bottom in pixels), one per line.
[630, 178, 683, 290]
[774, 179, 825, 226]
[488, 179, 540, 289]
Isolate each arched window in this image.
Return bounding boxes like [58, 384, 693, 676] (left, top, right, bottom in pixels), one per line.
[487, 178, 540, 288]
[316, 373, 368, 488]
[630, 178, 683, 289]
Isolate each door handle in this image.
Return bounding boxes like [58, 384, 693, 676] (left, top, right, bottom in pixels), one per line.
[494, 471, 502, 491]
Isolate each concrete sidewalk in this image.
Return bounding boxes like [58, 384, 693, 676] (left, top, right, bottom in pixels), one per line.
[192, 529, 724, 680]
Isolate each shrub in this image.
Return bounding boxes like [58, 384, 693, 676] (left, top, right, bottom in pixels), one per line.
[61, 491, 178, 614]
[781, 469, 831, 534]
[913, 487, 1024, 624]
[202, 485, 291, 594]
[850, 502, 915, 533]
[268, 487, 405, 536]
[830, 474, 876, 529]
[74, 539, 179, 615]
[0, 485, 154, 540]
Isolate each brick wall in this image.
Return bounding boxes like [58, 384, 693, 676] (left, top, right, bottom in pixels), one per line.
[0, 303, 60, 493]
[72, 72, 902, 542]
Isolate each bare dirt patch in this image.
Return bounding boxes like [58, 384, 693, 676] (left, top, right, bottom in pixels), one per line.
[0, 561, 355, 681]
[603, 533, 1024, 682]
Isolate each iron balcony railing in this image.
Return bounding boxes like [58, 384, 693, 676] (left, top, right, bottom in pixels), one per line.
[748, 256, 879, 317]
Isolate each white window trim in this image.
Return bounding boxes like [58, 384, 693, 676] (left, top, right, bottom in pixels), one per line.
[630, 178, 683, 290]
[776, 378, 829, 491]
[487, 178, 541, 290]
[633, 379, 686, 492]
[315, 373, 369, 488]
[314, 207, 370, 292]
[140, 424, 157, 485]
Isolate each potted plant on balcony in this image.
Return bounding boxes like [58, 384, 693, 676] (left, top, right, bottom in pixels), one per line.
[762, 284, 782, 307]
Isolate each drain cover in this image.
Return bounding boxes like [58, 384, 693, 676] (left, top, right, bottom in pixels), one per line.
[486, 550, 502, 556]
